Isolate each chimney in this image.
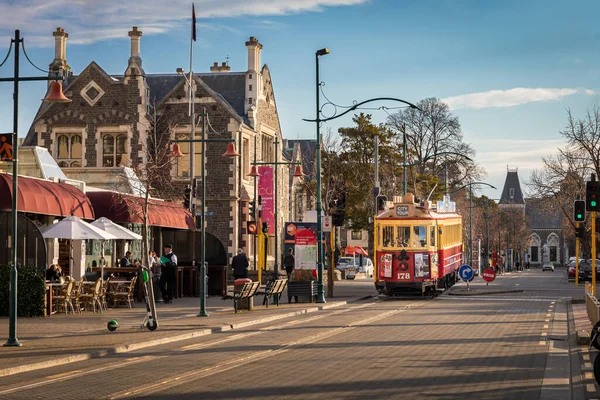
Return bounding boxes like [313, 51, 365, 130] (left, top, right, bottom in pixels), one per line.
[128, 26, 143, 65]
[210, 61, 231, 73]
[49, 27, 71, 76]
[245, 36, 262, 73]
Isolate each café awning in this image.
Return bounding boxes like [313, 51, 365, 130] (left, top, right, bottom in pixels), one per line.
[86, 191, 195, 230]
[0, 173, 94, 219]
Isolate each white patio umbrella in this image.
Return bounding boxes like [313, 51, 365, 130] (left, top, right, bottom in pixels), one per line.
[91, 217, 142, 281]
[42, 216, 117, 277]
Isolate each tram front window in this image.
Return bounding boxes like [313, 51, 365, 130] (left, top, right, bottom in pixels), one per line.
[397, 226, 410, 248]
[382, 226, 394, 247]
[413, 226, 427, 247]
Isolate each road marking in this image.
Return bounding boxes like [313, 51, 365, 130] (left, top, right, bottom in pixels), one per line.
[539, 341, 546, 345]
[0, 356, 161, 396]
[547, 313, 552, 317]
[545, 319, 550, 322]
[541, 332, 547, 337]
[109, 303, 427, 399]
[543, 324, 549, 329]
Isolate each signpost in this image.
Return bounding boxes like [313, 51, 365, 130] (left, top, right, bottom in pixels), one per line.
[322, 216, 332, 232]
[482, 268, 496, 284]
[459, 264, 474, 291]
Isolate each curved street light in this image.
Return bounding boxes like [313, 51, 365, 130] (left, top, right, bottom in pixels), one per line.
[302, 48, 420, 303]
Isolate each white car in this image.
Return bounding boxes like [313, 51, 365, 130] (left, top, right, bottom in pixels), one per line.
[336, 257, 374, 278]
[542, 263, 555, 272]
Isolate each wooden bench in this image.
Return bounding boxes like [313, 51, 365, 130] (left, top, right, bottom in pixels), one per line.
[257, 278, 288, 308]
[222, 282, 261, 313]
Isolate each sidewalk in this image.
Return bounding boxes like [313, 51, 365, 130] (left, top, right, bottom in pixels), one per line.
[572, 301, 600, 399]
[0, 279, 377, 377]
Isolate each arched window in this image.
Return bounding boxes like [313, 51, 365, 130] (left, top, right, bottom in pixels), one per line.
[71, 161, 81, 167]
[56, 133, 83, 167]
[529, 233, 541, 263]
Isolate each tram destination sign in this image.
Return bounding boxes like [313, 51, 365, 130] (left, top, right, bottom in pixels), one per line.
[396, 206, 409, 217]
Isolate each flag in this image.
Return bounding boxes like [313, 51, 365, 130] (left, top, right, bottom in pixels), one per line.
[192, 3, 196, 42]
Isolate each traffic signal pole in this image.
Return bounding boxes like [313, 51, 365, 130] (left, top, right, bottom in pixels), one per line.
[593, 214, 597, 296]
[575, 222, 580, 287]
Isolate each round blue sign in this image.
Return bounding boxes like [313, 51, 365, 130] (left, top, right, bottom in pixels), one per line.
[458, 265, 474, 282]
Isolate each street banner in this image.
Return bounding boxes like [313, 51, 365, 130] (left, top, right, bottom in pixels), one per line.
[0, 133, 13, 161]
[258, 166, 274, 235]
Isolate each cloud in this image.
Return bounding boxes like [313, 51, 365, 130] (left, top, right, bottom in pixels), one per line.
[0, 0, 368, 46]
[442, 87, 595, 110]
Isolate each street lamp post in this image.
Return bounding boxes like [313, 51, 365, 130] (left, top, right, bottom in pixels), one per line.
[1, 30, 71, 347]
[303, 48, 420, 303]
[171, 106, 239, 317]
[250, 138, 304, 302]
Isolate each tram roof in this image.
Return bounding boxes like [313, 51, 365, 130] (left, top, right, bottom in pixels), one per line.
[376, 193, 462, 221]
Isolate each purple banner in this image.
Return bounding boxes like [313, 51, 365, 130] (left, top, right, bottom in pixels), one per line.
[258, 166, 274, 235]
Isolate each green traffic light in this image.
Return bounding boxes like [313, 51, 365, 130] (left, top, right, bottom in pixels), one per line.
[593, 200, 597, 207]
[577, 213, 583, 219]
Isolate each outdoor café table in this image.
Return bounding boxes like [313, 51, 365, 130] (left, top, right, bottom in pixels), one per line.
[45, 282, 65, 317]
[92, 266, 143, 301]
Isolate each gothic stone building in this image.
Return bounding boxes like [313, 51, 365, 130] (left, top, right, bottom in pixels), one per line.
[498, 168, 564, 266]
[24, 27, 295, 267]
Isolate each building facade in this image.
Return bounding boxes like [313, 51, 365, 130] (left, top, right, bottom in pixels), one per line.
[24, 27, 297, 267]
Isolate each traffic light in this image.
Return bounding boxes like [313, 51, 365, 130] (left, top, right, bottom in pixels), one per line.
[377, 195, 388, 212]
[576, 225, 585, 238]
[574, 200, 586, 222]
[587, 180, 600, 211]
[262, 222, 269, 233]
[249, 201, 256, 220]
[332, 211, 345, 226]
[183, 185, 192, 210]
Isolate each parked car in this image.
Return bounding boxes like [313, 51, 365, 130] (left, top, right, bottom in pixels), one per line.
[568, 266, 576, 278]
[336, 257, 374, 278]
[577, 259, 600, 282]
[565, 257, 584, 268]
[542, 263, 555, 272]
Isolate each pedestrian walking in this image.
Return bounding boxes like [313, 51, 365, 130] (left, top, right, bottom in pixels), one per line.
[159, 244, 177, 304]
[231, 248, 249, 280]
[283, 248, 295, 281]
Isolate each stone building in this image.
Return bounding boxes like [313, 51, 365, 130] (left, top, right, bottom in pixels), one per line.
[498, 168, 564, 267]
[23, 27, 296, 267]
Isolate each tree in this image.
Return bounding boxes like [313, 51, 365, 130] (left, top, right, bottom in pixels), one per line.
[385, 98, 483, 198]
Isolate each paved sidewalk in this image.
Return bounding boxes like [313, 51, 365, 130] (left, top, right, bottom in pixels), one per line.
[0, 279, 376, 377]
[572, 301, 600, 399]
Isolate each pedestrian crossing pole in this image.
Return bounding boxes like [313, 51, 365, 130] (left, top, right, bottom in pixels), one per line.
[593, 213, 596, 296]
[575, 221, 580, 287]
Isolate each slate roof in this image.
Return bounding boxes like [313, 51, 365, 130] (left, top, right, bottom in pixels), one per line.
[196, 73, 246, 118]
[499, 169, 526, 205]
[524, 198, 563, 230]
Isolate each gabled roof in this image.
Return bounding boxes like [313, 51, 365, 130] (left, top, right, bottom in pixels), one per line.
[525, 198, 563, 230]
[286, 139, 317, 181]
[499, 169, 525, 205]
[196, 73, 246, 117]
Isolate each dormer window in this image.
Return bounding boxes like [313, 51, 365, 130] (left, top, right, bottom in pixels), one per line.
[509, 188, 515, 199]
[249, 85, 252, 91]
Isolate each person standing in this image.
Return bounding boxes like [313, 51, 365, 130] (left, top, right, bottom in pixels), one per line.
[159, 244, 178, 304]
[231, 248, 249, 280]
[283, 248, 295, 281]
[149, 251, 162, 302]
[120, 251, 132, 267]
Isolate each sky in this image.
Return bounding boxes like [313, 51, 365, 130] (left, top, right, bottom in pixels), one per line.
[0, 0, 599, 199]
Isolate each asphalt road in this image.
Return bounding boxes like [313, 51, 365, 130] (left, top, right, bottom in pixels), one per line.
[0, 268, 577, 400]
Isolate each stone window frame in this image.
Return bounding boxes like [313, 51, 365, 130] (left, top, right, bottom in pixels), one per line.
[351, 231, 362, 241]
[50, 126, 86, 168]
[95, 125, 131, 168]
[171, 126, 202, 180]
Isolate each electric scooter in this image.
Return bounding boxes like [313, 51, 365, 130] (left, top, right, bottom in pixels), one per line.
[108, 266, 158, 332]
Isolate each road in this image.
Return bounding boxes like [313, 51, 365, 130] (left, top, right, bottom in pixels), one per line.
[0, 268, 582, 399]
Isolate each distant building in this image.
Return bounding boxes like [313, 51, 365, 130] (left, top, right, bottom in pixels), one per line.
[498, 167, 564, 266]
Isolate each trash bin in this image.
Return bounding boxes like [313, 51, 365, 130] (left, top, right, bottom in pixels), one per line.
[234, 278, 253, 310]
[207, 265, 227, 296]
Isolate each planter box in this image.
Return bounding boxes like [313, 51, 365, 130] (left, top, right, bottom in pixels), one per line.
[287, 280, 317, 303]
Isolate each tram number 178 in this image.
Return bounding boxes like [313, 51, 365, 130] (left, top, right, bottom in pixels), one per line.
[397, 273, 411, 280]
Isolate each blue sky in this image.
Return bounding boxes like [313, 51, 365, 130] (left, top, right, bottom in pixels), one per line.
[0, 0, 599, 198]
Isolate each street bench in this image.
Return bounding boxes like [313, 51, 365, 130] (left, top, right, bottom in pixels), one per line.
[222, 281, 261, 313]
[257, 278, 288, 308]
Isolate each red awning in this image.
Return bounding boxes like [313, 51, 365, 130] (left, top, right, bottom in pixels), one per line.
[86, 191, 195, 230]
[0, 173, 94, 219]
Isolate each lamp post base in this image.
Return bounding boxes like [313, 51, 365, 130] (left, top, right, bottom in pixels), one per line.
[197, 312, 209, 317]
[3, 339, 21, 347]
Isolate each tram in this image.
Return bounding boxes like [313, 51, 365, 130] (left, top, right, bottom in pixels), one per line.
[374, 193, 463, 296]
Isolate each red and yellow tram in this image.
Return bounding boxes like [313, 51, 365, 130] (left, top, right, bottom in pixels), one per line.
[374, 193, 462, 296]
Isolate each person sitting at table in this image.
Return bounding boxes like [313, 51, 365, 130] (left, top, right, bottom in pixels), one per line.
[46, 264, 62, 282]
